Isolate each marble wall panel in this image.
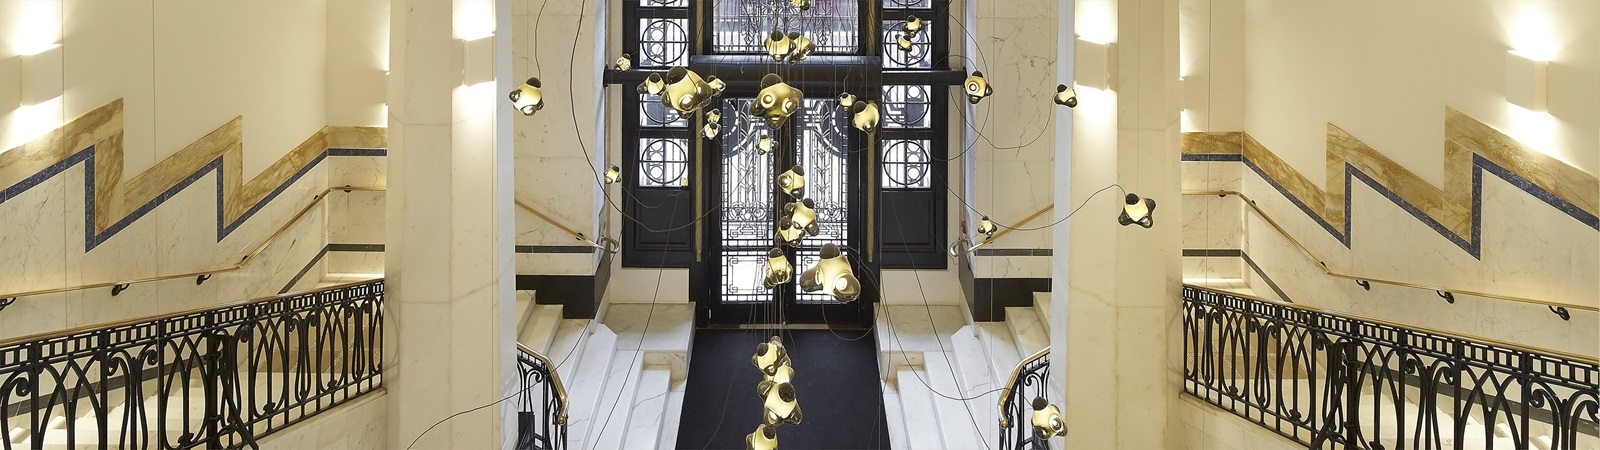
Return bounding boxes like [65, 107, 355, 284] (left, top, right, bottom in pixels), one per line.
[517, 252, 600, 277]
[258, 391, 388, 450]
[330, 189, 387, 244]
[328, 251, 385, 276]
[1183, 194, 1242, 249]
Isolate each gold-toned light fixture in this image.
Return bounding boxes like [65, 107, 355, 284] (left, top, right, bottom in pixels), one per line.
[746, 424, 778, 450]
[614, 54, 632, 71]
[904, 15, 924, 38]
[707, 108, 723, 123]
[703, 122, 721, 139]
[757, 136, 777, 154]
[637, 72, 665, 95]
[761, 382, 803, 426]
[508, 77, 544, 116]
[604, 165, 622, 185]
[896, 34, 914, 52]
[662, 66, 717, 114]
[763, 248, 793, 289]
[790, 0, 811, 11]
[1118, 193, 1156, 228]
[964, 71, 994, 104]
[788, 32, 815, 62]
[751, 335, 789, 376]
[752, 73, 803, 130]
[776, 165, 806, 199]
[799, 243, 861, 302]
[838, 92, 856, 109]
[851, 101, 880, 134]
[765, 31, 793, 62]
[776, 199, 820, 247]
[1031, 398, 1067, 440]
[977, 216, 997, 239]
[707, 75, 727, 95]
[1054, 84, 1077, 107]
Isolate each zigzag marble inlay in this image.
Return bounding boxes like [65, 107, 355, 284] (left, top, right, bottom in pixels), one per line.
[0, 98, 387, 251]
[1181, 107, 1599, 259]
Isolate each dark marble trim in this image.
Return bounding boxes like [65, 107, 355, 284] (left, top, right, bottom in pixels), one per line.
[326, 148, 389, 157]
[1182, 248, 1293, 302]
[516, 245, 597, 253]
[972, 248, 1052, 256]
[1180, 153, 1244, 162]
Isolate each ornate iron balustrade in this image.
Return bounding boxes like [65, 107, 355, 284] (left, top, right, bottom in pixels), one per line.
[1183, 285, 1600, 449]
[0, 279, 383, 449]
[515, 344, 567, 450]
[999, 348, 1052, 450]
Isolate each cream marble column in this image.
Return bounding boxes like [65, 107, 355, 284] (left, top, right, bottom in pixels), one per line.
[384, 0, 518, 448]
[1060, 0, 1184, 448]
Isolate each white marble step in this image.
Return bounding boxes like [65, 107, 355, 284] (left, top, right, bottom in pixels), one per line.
[516, 290, 537, 329]
[520, 304, 565, 354]
[880, 381, 911, 450]
[577, 351, 645, 450]
[621, 368, 672, 450]
[924, 354, 986, 450]
[1005, 307, 1049, 357]
[656, 379, 687, 450]
[546, 319, 592, 373]
[1032, 292, 1051, 331]
[949, 325, 1001, 444]
[895, 369, 946, 450]
[556, 325, 619, 450]
[976, 322, 1023, 391]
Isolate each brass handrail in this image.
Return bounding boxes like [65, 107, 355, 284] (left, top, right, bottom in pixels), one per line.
[996, 346, 1050, 429]
[1185, 284, 1598, 364]
[951, 204, 1055, 257]
[517, 343, 570, 425]
[1185, 190, 1596, 313]
[514, 199, 619, 253]
[0, 186, 384, 301]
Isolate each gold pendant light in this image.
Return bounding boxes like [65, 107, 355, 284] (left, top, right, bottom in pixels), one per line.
[751, 335, 789, 376]
[707, 108, 722, 123]
[508, 77, 544, 116]
[798, 243, 861, 302]
[761, 382, 803, 426]
[745, 425, 778, 450]
[702, 122, 721, 139]
[604, 165, 622, 185]
[838, 92, 856, 109]
[776, 165, 806, 199]
[1031, 398, 1067, 440]
[1118, 193, 1156, 228]
[776, 199, 820, 247]
[662, 66, 716, 114]
[613, 54, 632, 71]
[707, 75, 727, 96]
[850, 101, 880, 134]
[790, 0, 811, 11]
[964, 71, 994, 104]
[788, 32, 815, 62]
[1054, 84, 1078, 107]
[637, 72, 665, 96]
[904, 15, 924, 38]
[757, 136, 777, 154]
[763, 248, 793, 289]
[752, 73, 803, 130]
[896, 34, 914, 52]
[977, 215, 997, 239]
[765, 31, 793, 62]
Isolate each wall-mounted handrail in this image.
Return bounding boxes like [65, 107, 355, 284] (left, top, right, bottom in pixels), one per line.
[514, 199, 619, 254]
[0, 186, 384, 301]
[951, 204, 1055, 257]
[1186, 190, 1597, 314]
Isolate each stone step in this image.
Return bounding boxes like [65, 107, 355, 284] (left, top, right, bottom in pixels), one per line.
[576, 351, 644, 450]
[656, 379, 687, 450]
[925, 354, 986, 449]
[520, 304, 564, 354]
[949, 325, 1001, 444]
[556, 325, 619, 450]
[621, 368, 672, 450]
[976, 322, 1023, 397]
[1032, 291, 1051, 332]
[1005, 306, 1049, 357]
[880, 381, 911, 450]
[895, 369, 946, 450]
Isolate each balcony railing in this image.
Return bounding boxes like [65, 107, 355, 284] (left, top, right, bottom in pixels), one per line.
[1183, 284, 1600, 449]
[998, 347, 1053, 450]
[515, 344, 567, 450]
[0, 279, 384, 449]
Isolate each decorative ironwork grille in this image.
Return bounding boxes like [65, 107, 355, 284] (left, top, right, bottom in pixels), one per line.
[1183, 285, 1600, 449]
[515, 347, 567, 450]
[881, 20, 934, 69]
[881, 139, 931, 188]
[0, 280, 384, 450]
[1000, 349, 1052, 450]
[711, 0, 860, 55]
[719, 98, 777, 304]
[639, 138, 690, 187]
[792, 98, 852, 305]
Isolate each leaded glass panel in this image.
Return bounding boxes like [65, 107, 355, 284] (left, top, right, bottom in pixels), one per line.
[638, 18, 689, 67]
[721, 249, 772, 303]
[881, 139, 932, 189]
[793, 98, 850, 244]
[718, 98, 776, 248]
[639, 138, 690, 187]
[881, 85, 932, 128]
[881, 20, 933, 69]
[711, 0, 860, 55]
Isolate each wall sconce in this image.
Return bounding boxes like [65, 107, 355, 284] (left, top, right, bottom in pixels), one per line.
[1505, 51, 1547, 111]
[1076, 38, 1113, 90]
[20, 44, 63, 105]
[462, 37, 495, 86]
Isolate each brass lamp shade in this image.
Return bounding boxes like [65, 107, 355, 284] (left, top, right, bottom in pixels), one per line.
[763, 248, 792, 289]
[895, 34, 913, 52]
[702, 122, 721, 139]
[752, 73, 803, 129]
[755, 362, 794, 400]
[838, 92, 856, 109]
[508, 78, 544, 116]
[790, 0, 811, 10]
[762, 382, 803, 426]
[707, 75, 727, 95]
[904, 15, 924, 38]
[637, 72, 665, 95]
[746, 425, 778, 450]
[964, 71, 994, 104]
[662, 66, 715, 114]
[707, 108, 722, 123]
[757, 136, 776, 154]
[1054, 84, 1078, 107]
[1118, 193, 1156, 228]
[977, 215, 997, 239]
[776, 165, 806, 199]
[1031, 398, 1067, 440]
[776, 199, 820, 247]
[788, 33, 815, 62]
[604, 165, 622, 185]
[751, 335, 789, 376]
[765, 31, 793, 62]
[799, 243, 861, 302]
[614, 54, 632, 71]
[851, 101, 880, 134]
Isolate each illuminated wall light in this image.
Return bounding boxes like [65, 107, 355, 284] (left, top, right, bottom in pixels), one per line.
[11, 1, 62, 57]
[1076, 38, 1113, 90]
[4, 97, 62, 152]
[20, 44, 63, 106]
[462, 37, 495, 86]
[453, 0, 495, 41]
[1504, 51, 1547, 112]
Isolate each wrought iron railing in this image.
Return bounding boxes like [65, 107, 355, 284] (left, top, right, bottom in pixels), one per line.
[515, 344, 567, 450]
[999, 347, 1052, 450]
[0, 279, 383, 449]
[1183, 284, 1600, 449]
